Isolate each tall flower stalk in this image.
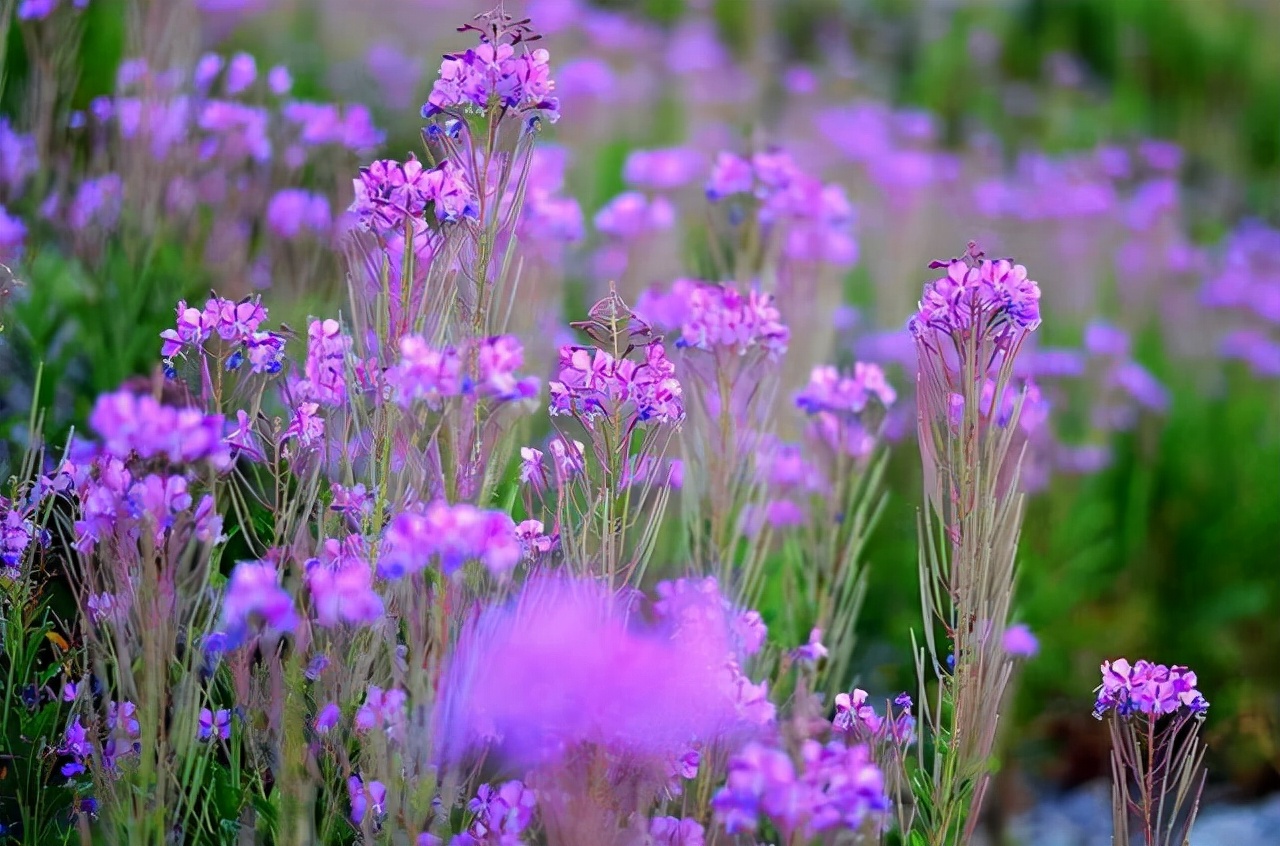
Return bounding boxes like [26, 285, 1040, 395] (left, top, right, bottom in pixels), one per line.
[907, 242, 1042, 845]
[1095, 659, 1210, 846]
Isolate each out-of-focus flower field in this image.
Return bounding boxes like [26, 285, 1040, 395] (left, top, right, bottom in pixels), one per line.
[0, 0, 1277, 843]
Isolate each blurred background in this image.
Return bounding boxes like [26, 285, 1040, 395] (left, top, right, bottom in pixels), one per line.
[1, 0, 1278, 828]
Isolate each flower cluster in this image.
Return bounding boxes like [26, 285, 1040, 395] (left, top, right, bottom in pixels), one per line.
[378, 501, 521, 579]
[214, 560, 299, 650]
[160, 295, 287, 376]
[351, 156, 477, 233]
[423, 12, 559, 123]
[464, 780, 537, 843]
[547, 342, 684, 426]
[712, 740, 889, 838]
[704, 148, 857, 265]
[638, 278, 790, 359]
[89, 391, 232, 469]
[796, 363, 896, 416]
[1094, 659, 1209, 719]
[833, 689, 916, 746]
[306, 547, 384, 628]
[909, 255, 1042, 345]
[293, 319, 351, 406]
[387, 335, 539, 409]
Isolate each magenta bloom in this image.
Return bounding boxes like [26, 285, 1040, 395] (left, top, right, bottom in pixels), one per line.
[89, 391, 231, 470]
[910, 257, 1042, 344]
[198, 708, 232, 741]
[422, 29, 559, 123]
[215, 560, 298, 650]
[1094, 659, 1209, 718]
[547, 342, 684, 426]
[436, 576, 772, 770]
[347, 774, 387, 826]
[796, 363, 896, 416]
[378, 502, 520, 579]
[638, 279, 790, 360]
[1003, 623, 1039, 658]
[712, 740, 889, 838]
[306, 554, 384, 628]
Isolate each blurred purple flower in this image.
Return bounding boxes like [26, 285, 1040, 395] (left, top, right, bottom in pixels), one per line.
[215, 560, 298, 649]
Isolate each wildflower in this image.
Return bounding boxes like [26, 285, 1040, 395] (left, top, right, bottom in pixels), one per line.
[909, 254, 1042, 344]
[640, 279, 790, 359]
[1094, 659, 1209, 718]
[281, 402, 325, 453]
[306, 554, 384, 627]
[198, 708, 232, 741]
[594, 191, 675, 239]
[224, 52, 257, 94]
[518, 447, 549, 491]
[515, 519, 555, 558]
[379, 502, 521, 579]
[266, 189, 331, 240]
[623, 147, 704, 190]
[354, 685, 407, 740]
[649, 816, 705, 846]
[215, 560, 298, 650]
[314, 703, 341, 734]
[422, 16, 560, 123]
[437, 576, 772, 769]
[467, 780, 537, 840]
[547, 342, 684, 426]
[348, 774, 387, 827]
[387, 337, 465, 408]
[796, 363, 896, 416]
[89, 390, 232, 470]
[267, 65, 292, 96]
[1003, 623, 1039, 658]
[712, 740, 889, 837]
[224, 410, 263, 461]
[793, 628, 828, 663]
[59, 715, 93, 778]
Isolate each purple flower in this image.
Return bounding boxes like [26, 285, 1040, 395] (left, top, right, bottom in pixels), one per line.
[59, 715, 94, 778]
[518, 447, 549, 492]
[796, 363, 896, 416]
[467, 780, 537, 839]
[224, 52, 257, 95]
[354, 685, 407, 740]
[639, 279, 790, 359]
[792, 628, 828, 663]
[88, 390, 232, 470]
[306, 553, 384, 628]
[515, 519, 555, 558]
[295, 319, 350, 406]
[1095, 659, 1209, 718]
[281, 402, 325, 453]
[314, 702, 340, 734]
[712, 740, 888, 837]
[594, 191, 675, 239]
[348, 774, 387, 827]
[423, 31, 559, 123]
[267, 65, 292, 96]
[378, 502, 520, 579]
[68, 174, 123, 232]
[910, 256, 1042, 343]
[215, 560, 298, 650]
[266, 189, 331, 240]
[198, 708, 232, 741]
[705, 152, 754, 201]
[547, 342, 684, 426]
[387, 336, 465, 408]
[623, 147, 704, 191]
[1003, 623, 1039, 658]
[649, 816, 705, 846]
